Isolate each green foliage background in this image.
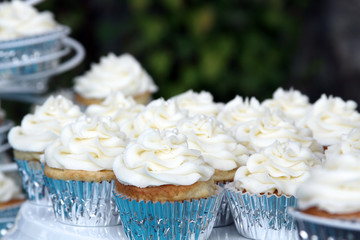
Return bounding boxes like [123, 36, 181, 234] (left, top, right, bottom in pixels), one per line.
[40, 0, 309, 102]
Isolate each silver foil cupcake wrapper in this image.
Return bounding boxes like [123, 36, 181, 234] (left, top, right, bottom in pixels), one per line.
[14, 159, 50, 205]
[225, 183, 298, 240]
[290, 208, 360, 240]
[114, 186, 224, 240]
[44, 176, 121, 226]
[213, 181, 233, 227]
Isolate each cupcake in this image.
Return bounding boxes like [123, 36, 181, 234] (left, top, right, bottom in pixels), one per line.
[170, 90, 223, 117]
[42, 116, 128, 226]
[0, 171, 25, 235]
[8, 95, 83, 204]
[306, 94, 360, 148]
[294, 133, 360, 239]
[0, 1, 70, 82]
[74, 53, 158, 106]
[85, 91, 144, 132]
[177, 114, 248, 227]
[262, 87, 312, 128]
[113, 128, 224, 240]
[232, 110, 323, 157]
[122, 98, 188, 139]
[217, 95, 266, 130]
[226, 140, 322, 240]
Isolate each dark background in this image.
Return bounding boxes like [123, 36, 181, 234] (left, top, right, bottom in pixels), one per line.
[4, 0, 360, 121]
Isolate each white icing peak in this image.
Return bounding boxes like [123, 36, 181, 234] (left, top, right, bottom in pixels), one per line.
[234, 141, 321, 196]
[43, 116, 128, 171]
[177, 115, 248, 170]
[85, 91, 144, 126]
[297, 144, 360, 214]
[129, 98, 188, 138]
[8, 95, 83, 153]
[74, 53, 158, 99]
[0, 172, 23, 202]
[0, 0, 58, 40]
[171, 90, 223, 117]
[307, 94, 360, 146]
[262, 88, 311, 122]
[113, 128, 214, 188]
[217, 96, 266, 129]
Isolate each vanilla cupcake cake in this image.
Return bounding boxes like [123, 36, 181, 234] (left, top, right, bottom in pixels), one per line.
[43, 116, 128, 226]
[74, 53, 158, 106]
[0, 0, 58, 41]
[226, 140, 322, 240]
[8, 95, 82, 204]
[170, 90, 223, 117]
[122, 98, 188, 139]
[306, 94, 360, 148]
[113, 128, 224, 240]
[262, 88, 312, 128]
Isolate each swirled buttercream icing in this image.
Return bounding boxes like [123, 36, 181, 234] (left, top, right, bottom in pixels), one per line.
[0, 1, 58, 40]
[128, 98, 188, 138]
[43, 116, 128, 171]
[177, 115, 248, 170]
[113, 128, 214, 188]
[297, 149, 360, 214]
[170, 90, 223, 117]
[262, 88, 311, 127]
[217, 96, 266, 130]
[0, 172, 23, 203]
[86, 91, 144, 126]
[306, 94, 360, 146]
[233, 111, 323, 155]
[8, 95, 83, 153]
[74, 53, 158, 100]
[235, 141, 321, 196]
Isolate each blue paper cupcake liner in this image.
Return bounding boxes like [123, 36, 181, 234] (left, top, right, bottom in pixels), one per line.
[44, 176, 121, 226]
[290, 208, 360, 240]
[213, 181, 233, 228]
[14, 159, 50, 205]
[0, 202, 23, 238]
[113, 186, 224, 240]
[225, 183, 298, 240]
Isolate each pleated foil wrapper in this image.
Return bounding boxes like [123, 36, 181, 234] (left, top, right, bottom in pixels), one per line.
[14, 159, 50, 205]
[290, 209, 360, 240]
[114, 186, 224, 240]
[0, 203, 23, 238]
[225, 183, 298, 240]
[0, 26, 69, 84]
[213, 181, 233, 228]
[44, 176, 121, 226]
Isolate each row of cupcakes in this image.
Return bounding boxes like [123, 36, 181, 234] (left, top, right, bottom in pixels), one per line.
[7, 87, 360, 239]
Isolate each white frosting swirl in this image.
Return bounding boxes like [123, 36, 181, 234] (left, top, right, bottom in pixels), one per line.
[262, 88, 311, 127]
[113, 128, 214, 188]
[129, 98, 188, 138]
[217, 96, 266, 130]
[0, 1, 58, 40]
[171, 90, 223, 117]
[233, 111, 322, 155]
[235, 141, 321, 196]
[74, 53, 158, 99]
[177, 115, 248, 170]
[86, 91, 144, 126]
[0, 172, 23, 202]
[306, 94, 360, 146]
[8, 95, 83, 153]
[44, 116, 128, 171]
[297, 153, 360, 214]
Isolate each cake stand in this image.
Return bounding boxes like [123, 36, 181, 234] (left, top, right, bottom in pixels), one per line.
[3, 200, 246, 240]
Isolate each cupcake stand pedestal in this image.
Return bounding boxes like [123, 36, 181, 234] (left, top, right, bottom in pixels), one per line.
[3, 200, 245, 240]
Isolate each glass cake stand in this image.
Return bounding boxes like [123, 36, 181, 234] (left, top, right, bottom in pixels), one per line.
[3, 200, 246, 240]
